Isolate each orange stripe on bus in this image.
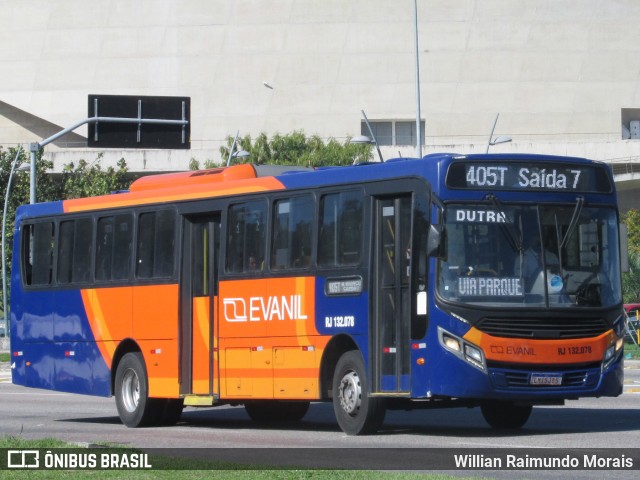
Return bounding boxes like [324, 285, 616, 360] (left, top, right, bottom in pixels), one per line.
[63, 177, 285, 213]
[81, 285, 179, 372]
[464, 327, 615, 365]
[81, 290, 119, 367]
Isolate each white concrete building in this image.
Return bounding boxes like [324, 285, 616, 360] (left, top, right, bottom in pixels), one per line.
[1, 0, 640, 209]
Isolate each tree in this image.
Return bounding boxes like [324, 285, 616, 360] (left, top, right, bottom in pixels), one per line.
[218, 130, 372, 167]
[1, 146, 62, 313]
[60, 155, 130, 200]
[622, 208, 640, 258]
[623, 252, 640, 304]
[622, 209, 640, 303]
[1, 147, 131, 315]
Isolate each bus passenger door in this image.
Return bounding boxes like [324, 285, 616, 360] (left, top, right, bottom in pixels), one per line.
[180, 215, 220, 397]
[372, 196, 412, 394]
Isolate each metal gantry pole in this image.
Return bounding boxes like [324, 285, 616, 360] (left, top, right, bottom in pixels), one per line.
[27, 115, 189, 204]
[29, 143, 38, 204]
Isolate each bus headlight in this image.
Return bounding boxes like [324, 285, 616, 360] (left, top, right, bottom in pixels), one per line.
[604, 346, 614, 362]
[603, 338, 624, 369]
[464, 344, 483, 365]
[438, 327, 486, 372]
[442, 333, 461, 352]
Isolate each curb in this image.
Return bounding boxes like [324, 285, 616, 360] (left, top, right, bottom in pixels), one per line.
[624, 359, 639, 370]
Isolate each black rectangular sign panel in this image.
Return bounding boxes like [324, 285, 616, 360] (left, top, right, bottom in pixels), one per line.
[87, 94, 190, 149]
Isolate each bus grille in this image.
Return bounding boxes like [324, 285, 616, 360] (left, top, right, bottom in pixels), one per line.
[490, 367, 601, 390]
[475, 317, 609, 339]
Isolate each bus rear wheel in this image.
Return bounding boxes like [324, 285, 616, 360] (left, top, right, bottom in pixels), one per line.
[332, 351, 386, 435]
[245, 401, 310, 423]
[115, 352, 158, 428]
[481, 401, 532, 429]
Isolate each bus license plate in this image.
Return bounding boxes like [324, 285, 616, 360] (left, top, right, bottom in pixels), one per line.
[530, 374, 562, 386]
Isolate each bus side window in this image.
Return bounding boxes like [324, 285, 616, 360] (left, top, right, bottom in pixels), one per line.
[136, 210, 176, 279]
[271, 195, 313, 271]
[58, 218, 93, 284]
[318, 191, 363, 268]
[72, 218, 93, 283]
[112, 214, 133, 280]
[57, 221, 74, 284]
[96, 214, 132, 282]
[154, 210, 177, 277]
[22, 225, 32, 285]
[227, 200, 267, 274]
[23, 222, 54, 286]
[411, 197, 430, 340]
[96, 217, 115, 281]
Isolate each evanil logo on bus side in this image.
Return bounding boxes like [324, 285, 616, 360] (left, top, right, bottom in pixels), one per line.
[224, 295, 309, 322]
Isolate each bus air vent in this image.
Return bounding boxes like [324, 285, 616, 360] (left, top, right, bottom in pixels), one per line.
[476, 317, 609, 340]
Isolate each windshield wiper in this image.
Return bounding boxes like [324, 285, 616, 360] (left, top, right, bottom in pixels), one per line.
[558, 196, 584, 251]
[486, 194, 523, 253]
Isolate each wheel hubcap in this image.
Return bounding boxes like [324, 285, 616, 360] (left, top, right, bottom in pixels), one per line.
[338, 371, 361, 416]
[121, 369, 140, 413]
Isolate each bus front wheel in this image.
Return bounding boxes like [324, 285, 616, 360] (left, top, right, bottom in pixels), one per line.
[332, 351, 386, 435]
[481, 401, 532, 429]
[115, 352, 158, 428]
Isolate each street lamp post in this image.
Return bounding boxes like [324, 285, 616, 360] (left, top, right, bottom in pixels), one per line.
[486, 113, 512, 153]
[226, 130, 251, 167]
[2, 146, 28, 339]
[232, 150, 251, 162]
[413, 0, 423, 158]
[350, 135, 373, 164]
[360, 110, 384, 162]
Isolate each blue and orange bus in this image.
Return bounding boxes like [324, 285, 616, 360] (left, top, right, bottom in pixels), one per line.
[10, 154, 626, 435]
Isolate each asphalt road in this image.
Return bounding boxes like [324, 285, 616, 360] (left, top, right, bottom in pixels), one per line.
[1, 360, 639, 478]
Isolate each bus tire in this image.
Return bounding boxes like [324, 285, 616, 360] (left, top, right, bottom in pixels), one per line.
[481, 401, 532, 429]
[332, 351, 386, 435]
[245, 401, 310, 423]
[115, 352, 157, 428]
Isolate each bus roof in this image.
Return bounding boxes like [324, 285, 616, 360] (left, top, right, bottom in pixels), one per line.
[128, 164, 314, 192]
[16, 152, 614, 217]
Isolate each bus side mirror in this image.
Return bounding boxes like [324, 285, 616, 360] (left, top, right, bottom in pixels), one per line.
[427, 224, 446, 258]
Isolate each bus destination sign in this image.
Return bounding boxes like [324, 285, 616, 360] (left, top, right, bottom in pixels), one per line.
[446, 162, 612, 193]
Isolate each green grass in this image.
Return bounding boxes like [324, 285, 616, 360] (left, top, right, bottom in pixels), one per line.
[0, 436, 70, 449]
[0, 437, 476, 480]
[0, 352, 9, 362]
[625, 342, 640, 359]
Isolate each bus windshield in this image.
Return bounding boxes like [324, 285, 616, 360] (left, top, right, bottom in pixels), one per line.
[437, 203, 622, 308]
